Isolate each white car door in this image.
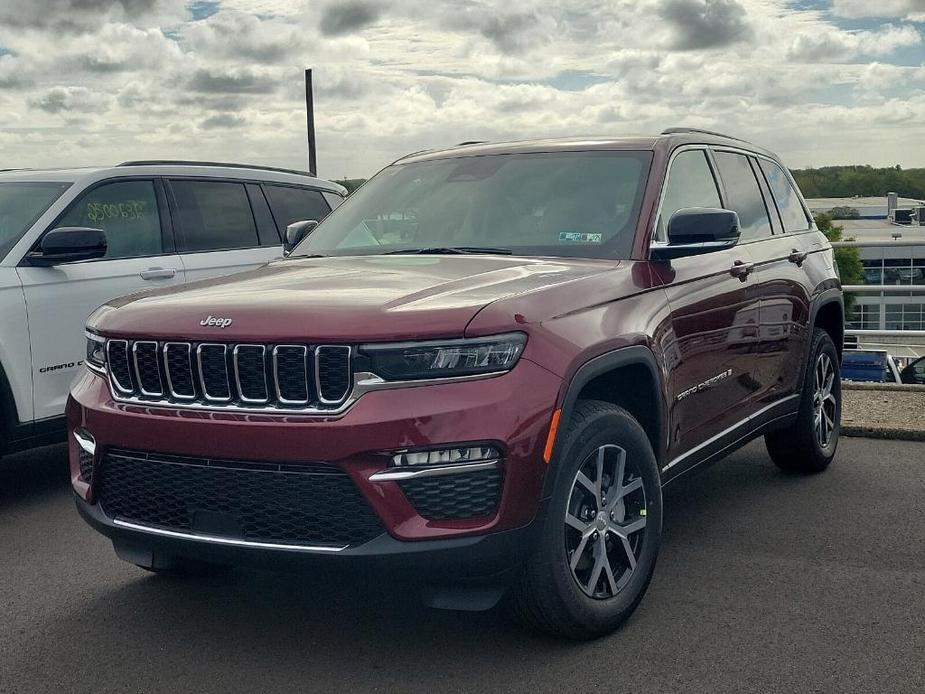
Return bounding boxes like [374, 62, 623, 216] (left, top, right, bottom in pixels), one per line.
[16, 178, 184, 420]
[167, 179, 281, 283]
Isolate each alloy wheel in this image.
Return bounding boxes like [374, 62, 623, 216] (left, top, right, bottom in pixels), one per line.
[813, 352, 837, 449]
[564, 444, 647, 599]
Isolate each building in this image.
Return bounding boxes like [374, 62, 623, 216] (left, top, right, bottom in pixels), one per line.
[805, 195, 925, 359]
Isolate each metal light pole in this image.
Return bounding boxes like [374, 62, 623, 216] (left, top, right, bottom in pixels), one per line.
[305, 68, 317, 176]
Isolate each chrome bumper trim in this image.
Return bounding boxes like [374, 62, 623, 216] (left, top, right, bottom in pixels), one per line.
[73, 429, 96, 456]
[369, 459, 500, 482]
[112, 519, 349, 553]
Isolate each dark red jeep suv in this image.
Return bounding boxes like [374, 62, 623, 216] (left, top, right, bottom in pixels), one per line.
[69, 129, 843, 639]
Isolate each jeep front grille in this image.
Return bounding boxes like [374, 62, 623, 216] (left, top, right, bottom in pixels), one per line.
[105, 339, 352, 412]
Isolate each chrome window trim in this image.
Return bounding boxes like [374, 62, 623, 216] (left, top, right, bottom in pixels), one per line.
[163, 342, 197, 401]
[272, 344, 310, 405]
[315, 345, 352, 405]
[197, 343, 231, 402]
[233, 344, 269, 404]
[106, 339, 133, 393]
[369, 459, 500, 482]
[132, 341, 164, 397]
[649, 143, 803, 254]
[112, 519, 348, 553]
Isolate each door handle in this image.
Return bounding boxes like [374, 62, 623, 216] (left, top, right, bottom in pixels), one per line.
[730, 261, 754, 281]
[139, 267, 177, 280]
[788, 249, 808, 265]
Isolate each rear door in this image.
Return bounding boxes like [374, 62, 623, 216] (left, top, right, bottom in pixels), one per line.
[167, 178, 282, 283]
[17, 178, 184, 420]
[745, 156, 816, 405]
[654, 148, 761, 466]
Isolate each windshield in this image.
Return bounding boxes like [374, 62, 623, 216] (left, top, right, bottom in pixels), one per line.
[0, 182, 72, 260]
[294, 151, 651, 259]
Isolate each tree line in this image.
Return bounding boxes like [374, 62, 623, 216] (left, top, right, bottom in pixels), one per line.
[790, 165, 925, 200]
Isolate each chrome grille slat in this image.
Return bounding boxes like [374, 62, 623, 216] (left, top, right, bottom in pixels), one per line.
[198, 344, 231, 402]
[273, 345, 310, 405]
[316, 345, 352, 404]
[106, 339, 353, 413]
[133, 341, 164, 396]
[234, 345, 268, 403]
[107, 339, 133, 393]
[163, 343, 196, 400]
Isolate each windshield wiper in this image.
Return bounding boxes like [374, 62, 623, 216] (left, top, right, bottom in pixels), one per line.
[382, 246, 513, 256]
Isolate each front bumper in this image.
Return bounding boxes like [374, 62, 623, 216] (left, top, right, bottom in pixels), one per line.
[67, 358, 561, 558]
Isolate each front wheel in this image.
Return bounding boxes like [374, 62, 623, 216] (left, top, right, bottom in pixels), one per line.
[765, 328, 841, 474]
[508, 400, 662, 639]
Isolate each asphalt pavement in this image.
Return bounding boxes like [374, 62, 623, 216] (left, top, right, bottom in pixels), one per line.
[1, 437, 923, 693]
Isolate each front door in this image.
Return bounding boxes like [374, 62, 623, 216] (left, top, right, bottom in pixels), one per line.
[17, 178, 184, 420]
[650, 148, 762, 468]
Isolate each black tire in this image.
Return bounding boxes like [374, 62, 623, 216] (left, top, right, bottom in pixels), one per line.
[508, 400, 662, 640]
[765, 328, 841, 474]
[138, 557, 230, 578]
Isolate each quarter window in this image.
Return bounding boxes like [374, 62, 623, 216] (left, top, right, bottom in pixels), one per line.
[263, 185, 331, 236]
[170, 180, 259, 252]
[58, 180, 161, 260]
[713, 152, 773, 242]
[759, 159, 810, 232]
[657, 150, 722, 239]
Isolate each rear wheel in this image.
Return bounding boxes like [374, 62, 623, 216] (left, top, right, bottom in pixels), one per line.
[765, 328, 841, 474]
[508, 400, 662, 639]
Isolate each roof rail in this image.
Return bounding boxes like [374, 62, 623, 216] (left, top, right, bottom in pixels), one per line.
[117, 160, 314, 176]
[660, 127, 753, 145]
[455, 141, 489, 146]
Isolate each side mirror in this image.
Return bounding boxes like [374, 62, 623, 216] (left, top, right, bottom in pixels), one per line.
[28, 227, 107, 266]
[651, 208, 740, 260]
[283, 220, 318, 257]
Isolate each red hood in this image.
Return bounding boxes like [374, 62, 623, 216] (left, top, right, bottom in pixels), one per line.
[91, 255, 618, 342]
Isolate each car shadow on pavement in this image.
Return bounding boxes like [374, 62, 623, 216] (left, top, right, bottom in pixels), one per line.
[0, 443, 69, 507]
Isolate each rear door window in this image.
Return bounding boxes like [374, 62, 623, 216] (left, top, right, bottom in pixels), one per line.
[657, 150, 722, 240]
[263, 185, 331, 236]
[170, 180, 260, 252]
[759, 159, 810, 232]
[58, 180, 162, 259]
[713, 152, 773, 242]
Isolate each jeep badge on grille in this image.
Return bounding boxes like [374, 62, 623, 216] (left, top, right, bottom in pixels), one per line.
[200, 316, 233, 328]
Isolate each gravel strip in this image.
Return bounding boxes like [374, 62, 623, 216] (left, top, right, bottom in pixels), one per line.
[841, 386, 925, 441]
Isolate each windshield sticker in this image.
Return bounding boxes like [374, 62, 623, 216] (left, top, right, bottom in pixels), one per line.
[559, 231, 603, 244]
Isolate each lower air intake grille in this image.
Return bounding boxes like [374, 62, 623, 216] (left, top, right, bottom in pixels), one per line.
[96, 449, 384, 548]
[399, 468, 502, 520]
[78, 448, 94, 483]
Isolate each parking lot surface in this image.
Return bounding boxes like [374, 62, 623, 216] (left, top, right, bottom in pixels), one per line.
[1, 437, 923, 693]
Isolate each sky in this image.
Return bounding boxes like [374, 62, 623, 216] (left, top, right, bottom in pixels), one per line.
[1, 0, 924, 178]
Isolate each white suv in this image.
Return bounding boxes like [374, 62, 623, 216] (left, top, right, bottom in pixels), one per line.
[0, 161, 345, 456]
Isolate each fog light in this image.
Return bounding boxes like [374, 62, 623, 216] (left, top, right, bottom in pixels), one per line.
[391, 445, 499, 467]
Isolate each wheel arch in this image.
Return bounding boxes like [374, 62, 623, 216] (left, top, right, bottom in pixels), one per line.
[812, 291, 845, 361]
[542, 346, 667, 499]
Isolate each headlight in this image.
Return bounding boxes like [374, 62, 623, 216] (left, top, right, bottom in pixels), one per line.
[85, 332, 106, 370]
[360, 332, 526, 381]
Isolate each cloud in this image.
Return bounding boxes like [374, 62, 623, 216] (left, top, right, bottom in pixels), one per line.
[28, 86, 113, 113]
[832, 0, 925, 21]
[787, 23, 922, 62]
[187, 67, 279, 94]
[659, 0, 752, 50]
[200, 113, 246, 129]
[183, 10, 303, 63]
[319, 1, 380, 36]
[0, 0, 185, 32]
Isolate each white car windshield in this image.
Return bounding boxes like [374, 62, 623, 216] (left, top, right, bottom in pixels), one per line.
[0, 182, 72, 259]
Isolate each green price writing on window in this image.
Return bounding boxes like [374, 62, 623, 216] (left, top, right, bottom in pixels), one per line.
[86, 200, 148, 222]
